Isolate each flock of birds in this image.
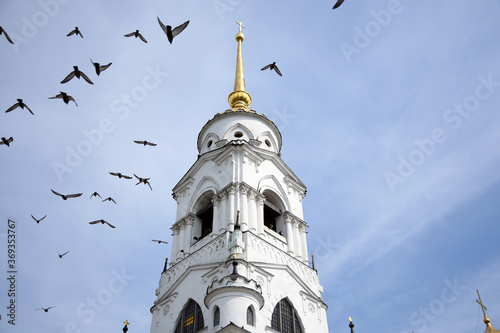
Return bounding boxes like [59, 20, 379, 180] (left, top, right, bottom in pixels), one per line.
[1, 16, 189, 313]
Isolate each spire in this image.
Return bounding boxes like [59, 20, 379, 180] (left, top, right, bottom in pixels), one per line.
[228, 21, 252, 110]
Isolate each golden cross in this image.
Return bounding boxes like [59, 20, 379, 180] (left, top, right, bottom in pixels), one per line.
[124, 320, 130, 325]
[476, 289, 488, 316]
[233, 253, 238, 259]
[236, 21, 245, 33]
[348, 316, 352, 322]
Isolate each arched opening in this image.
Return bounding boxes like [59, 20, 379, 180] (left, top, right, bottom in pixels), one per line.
[262, 190, 284, 234]
[213, 306, 220, 327]
[271, 298, 303, 333]
[247, 305, 255, 326]
[174, 299, 205, 333]
[193, 191, 214, 241]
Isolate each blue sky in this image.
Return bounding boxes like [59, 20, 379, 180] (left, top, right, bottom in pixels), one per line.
[1, 1, 500, 332]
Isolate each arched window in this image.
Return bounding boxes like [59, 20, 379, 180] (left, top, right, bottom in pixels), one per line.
[246, 306, 255, 326]
[194, 192, 214, 241]
[271, 298, 303, 333]
[262, 190, 284, 234]
[213, 306, 220, 327]
[174, 299, 204, 333]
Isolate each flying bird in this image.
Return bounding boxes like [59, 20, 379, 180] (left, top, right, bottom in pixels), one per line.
[89, 219, 115, 228]
[109, 172, 132, 179]
[102, 197, 117, 204]
[89, 192, 101, 199]
[36, 306, 55, 312]
[31, 214, 46, 223]
[152, 239, 168, 244]
[0, 26, 14, 44]
[261, 62, 282, 76]
[333, 0, 345, 9]
[5, 99, 34, 115]
[90, 58, 112, 76]
[61, 66, 93, 85]
[57, 250, 69, 258]
[134, 140, 157, 146]
[0, 137, 13, 146]
[49, 91, 78, 106]
[51, 189, 82, 200]
[67, 27, 83, 38]
[157, 17, 189, 44]
[124, 30, 147, 43]
[134, 174, 152, 191]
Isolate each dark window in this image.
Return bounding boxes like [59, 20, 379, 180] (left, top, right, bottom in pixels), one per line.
[196, 202, 213, 240]
[271, 299, 303, 333]
[213, 306, 220, 327]
[264, 200, 281, 232]
[247, 306, 254, 326]
[174, 299, 204, 333]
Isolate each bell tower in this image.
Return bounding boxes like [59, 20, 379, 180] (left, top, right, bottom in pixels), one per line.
[150, 23, 329, 333]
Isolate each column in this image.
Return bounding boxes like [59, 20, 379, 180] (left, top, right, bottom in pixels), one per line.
[299, 223, 309, 264]
[248, 191, 257, 233]
[228, 185, 236, 231]
[185, 216, 195, 252]
[219, 191, 228, 233]
[292, 219, 302, 260]
[284, 214, 295, 255]
[256, 196, 264, 236]
[240, 184, 249, 231]
[178, 222, 186, 261]
[171, 225, 180, 261]
[212, 195, 220, 238]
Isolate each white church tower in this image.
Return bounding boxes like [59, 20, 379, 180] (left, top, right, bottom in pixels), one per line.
[150, 23, 329, 333]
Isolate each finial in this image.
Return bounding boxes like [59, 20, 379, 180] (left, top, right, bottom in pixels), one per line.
[311, 254, 316, 270]
[228, 21, 252, 110]
[162, 258, 168, 273]
[234, 210, 241, 230]
[349, 317, 355, 333]
[476, 289, 498, 331]
[477, 289, 488, 317]
[236, 21, 245, 33]
[123, 320, 129, 333]
[230, 260, 240, 280]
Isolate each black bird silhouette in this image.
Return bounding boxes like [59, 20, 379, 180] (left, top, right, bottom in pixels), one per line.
[152, 239, 168, 244]
[134, 140, 157, 146]
[61, 66, 93, 85]
[31, 214, 46, 223]
[89, 219, 115, 228]
[49, 91, 78, 106]
[36, 306, 55, 312]
[261, 62, 282, 76]
[51, 189, 82, 200]
[5, 99, 34, 115]
[109, 172, 132, 179]
[0, 26, 14, 44]
[57, 250, 69, 258]
[0, 137, 13, 146]
[333, 0, 345, 9]
[67, 27, 83, 38]
[124, 30, 147, 43]
[89, 192, 101, 199]
[157, 17, 189, 44]
[102, 197, 117, 204]
[90, 58, 112, 76]
[134, 174, 152, 191]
